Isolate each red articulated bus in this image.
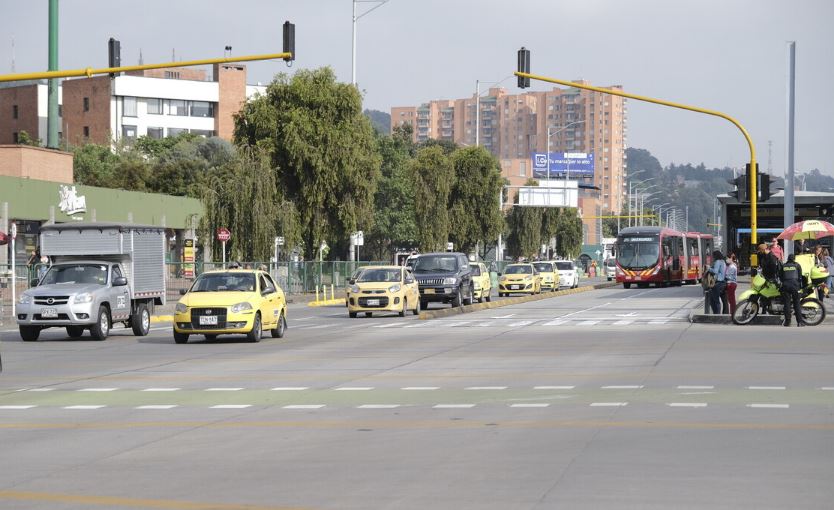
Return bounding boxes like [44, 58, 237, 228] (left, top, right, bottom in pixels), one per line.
[615, 226, 715, 288]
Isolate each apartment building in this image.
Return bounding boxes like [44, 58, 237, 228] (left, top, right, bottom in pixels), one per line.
[0, 64, 267, 147]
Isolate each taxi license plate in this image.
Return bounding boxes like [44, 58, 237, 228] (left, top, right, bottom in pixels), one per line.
[366, 299, 380, 306]
[199, 315, 218, 326]
[41, 308, 58, 318]
[511, 285, 521, 290]
[424, 289, 435, 294]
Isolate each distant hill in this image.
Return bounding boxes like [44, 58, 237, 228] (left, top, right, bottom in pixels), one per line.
[364, 109, 390, 135]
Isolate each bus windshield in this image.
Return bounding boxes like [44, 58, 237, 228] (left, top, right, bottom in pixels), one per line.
[617, 239, 660, 269]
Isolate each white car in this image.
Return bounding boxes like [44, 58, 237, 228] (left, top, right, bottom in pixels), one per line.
[553, 260, 580, 289]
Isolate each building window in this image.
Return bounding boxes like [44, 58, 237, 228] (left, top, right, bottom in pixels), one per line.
[168, 127, 188, 137]
[12, 104, 18, 119]
[58, 105, 62, 117]
[147, 98, 163, 115]
[83, 97, 89, 112]
[12, 132, 18, 143]
[123, 96, 137, 117]
[147, 127, 164, 139]
[519, 161, 527, 177]
[122, 124, 137, 141]
[189, 101, 213, 118]
[190, 129, 213, 138]
[169, 100, 187, 116]
[83, 126, 90, 138]
[165, 71, 181, 79]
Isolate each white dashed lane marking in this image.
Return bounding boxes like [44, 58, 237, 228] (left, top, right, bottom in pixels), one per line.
[283, 404, 325, 409]
[357, 404, 400, 409]
[334, 387, 374, 391]
[433, 404, 476, 409]
[612, 320, 633, 326]
[678, 385, 715, 390]
[401, 387, 439, 391]
[27, 388, 54, 392]
[590, 402, 628, 407]
[510, 403, 550, 408]
[64, 405, 106, 410]
[747, 386, 786, 390]
[577, 320, 600, 326]
[142, 388, 180, 392]
[271, 387, 309, 391]
[136, 405, 178, 410]
[0, 405, 37, 409]
[534, 385, 575, 390]
[77, 388, 118, 392]
[465, 386, 507, 390]
[602, 385, 644, 389]
[667, 403, 708, 408]
[747, 403, 790, 409]
[210, 404, 252, 409]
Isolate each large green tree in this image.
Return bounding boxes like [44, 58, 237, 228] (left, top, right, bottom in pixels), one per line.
[448, 146, 504, 254]
[410, 145, 454, 252]
[234, 67, 381, 260]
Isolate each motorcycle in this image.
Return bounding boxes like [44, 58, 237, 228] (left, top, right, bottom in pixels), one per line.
[732, 268, 827, 326]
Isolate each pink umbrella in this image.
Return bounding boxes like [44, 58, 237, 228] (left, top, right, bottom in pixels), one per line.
[0, 231, 8, 246]
[777, 219, 834, 241]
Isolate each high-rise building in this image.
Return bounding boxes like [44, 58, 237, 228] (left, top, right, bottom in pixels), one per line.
[391, 81, 628, 244]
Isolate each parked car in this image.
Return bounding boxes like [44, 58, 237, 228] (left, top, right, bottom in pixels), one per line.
[413, 252, 474, 309]
[469, 262, 492, 303]
[348, 265, 420, 318]
[533, 261, 558, 291]
[173, 269, 286, 344]
[498, 263, 542, 296]
[553, 260, 580, 289]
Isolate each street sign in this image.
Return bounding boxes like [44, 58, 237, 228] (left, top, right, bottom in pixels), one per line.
[275, 236, 285, 246]
[10, 222, 17, 240]
[216, 228, 231, 242]
[351, 231, 364, 246]
[446, 242, 454, 251]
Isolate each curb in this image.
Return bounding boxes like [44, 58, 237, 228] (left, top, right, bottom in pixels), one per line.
[150, 315, 173, 323]
[417, 282, 618, 320]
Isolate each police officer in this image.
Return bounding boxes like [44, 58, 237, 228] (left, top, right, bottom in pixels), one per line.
[779, 253, 805, 327]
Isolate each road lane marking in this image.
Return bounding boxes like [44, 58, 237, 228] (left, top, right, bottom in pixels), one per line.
[210, 405, 251, 409]
[358, 404, 400, 409]
[612, 320, 633, 326]
[26, 388, 54, 392]
[142, 388, 181, 392]
[602, 385, 644, 389]
[667, 403, 708, 408]
[590, 402, 628, 407]
[508, 320, 535, 327]
[491, 314, 516, 319]
[205, 388, 243, 391]
[475, 321, 494, 327]
[446, 321, 472, 327]
[402, 387, 439, 390]
[271, 387, 309, 391]
[820, 387, 834, 391]
[678, 385, 715, 390]
[283, 404, 325, 409]
[747, 403, 790, 409]
[510, 403, 550, 408]
[373, 323, 403, 329]
[577, 320, 600, 326]
[465, 386, 507, 390]
[433, 404, 475, 409]
[64, 405, 106, 410]
[0, 405, 36, 410]
[136, 405, 178, 410]
[304, 325, 332, 330]
[334, 387, 373, 391]
[647, 320, 668, 325]
[747, 386, 786, 390]
[78, 388, 118, 392]
[534, 385, 575, 390]
[543, 319, 570, 326]
[404, 322, 432, 328]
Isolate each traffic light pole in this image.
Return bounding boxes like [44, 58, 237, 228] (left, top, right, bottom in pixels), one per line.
[514, 69, 759, 264]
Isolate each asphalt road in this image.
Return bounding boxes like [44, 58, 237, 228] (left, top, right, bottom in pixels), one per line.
[1, 284, 833, 509]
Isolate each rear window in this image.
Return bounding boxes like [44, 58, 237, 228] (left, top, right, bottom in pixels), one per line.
[505, 265, 532, 274]
[469, 264, 481, 276]
[533, 263, 553, 272]
[555, 262, 573, 271]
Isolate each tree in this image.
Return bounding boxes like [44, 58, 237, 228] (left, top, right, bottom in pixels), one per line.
[234, 67, 381, 260]
[448, 146, 504, 254]
[410, 145, 454, 252]
[506, 206, 543, 260]
[17, 130, 41, 147]
[73, 143, 122, 187]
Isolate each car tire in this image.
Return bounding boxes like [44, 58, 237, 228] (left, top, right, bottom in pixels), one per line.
[486, 292, 492, 302]
[624, 283, 632, 289]
[204, 334, 217, 340]
[413, 299, 420, 315]
[246, 313, 262, 343]
[452, 288, 463, 308]
[66, 326, 84, 338]
[20, 326, 40, 342]
[90, 306, 110, 341]
[365, 312, 373, 318]
[131, 303, 150, 337]
[420, 299, 428, 311]
[271, 313, 287, 338]
[399, 299, 407, 317]
[349, 311, 357, 318]
[174, 330, 189, 344]
[463, 285, 474, 306]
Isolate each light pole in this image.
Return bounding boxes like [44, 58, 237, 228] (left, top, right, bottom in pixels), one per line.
[352, 0, 390, 86]
[629, 177, 657, 227]
[637, 190, 663, 226]
[475, 76, 512, 147]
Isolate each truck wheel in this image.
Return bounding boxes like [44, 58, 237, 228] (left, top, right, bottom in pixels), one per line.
[247, 313, 262, 343]
[271, 313, 287, 338]
[452, 288, 463, 308]
[174, 331, 189, 344]
[131, 303, 150, 337]
[66, 326, 84, 338]
[20, 326, 40, 342]
[90, 306, 110, 341]
[463, 285, 474, 306]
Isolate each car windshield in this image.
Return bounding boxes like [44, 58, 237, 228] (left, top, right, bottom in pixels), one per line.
[413, 255, 458, 273]
[617, 241, 660, 269]
[357, 269, 401, 283]
[533, 263, 553, 272]
[190, 273, 256, 292]
[469, 265, 481, 276]
[505, 265, 532, 274]
[41, 264, 108, 285]
[605, 259, 616, 267]
[554, 262, 573, 271]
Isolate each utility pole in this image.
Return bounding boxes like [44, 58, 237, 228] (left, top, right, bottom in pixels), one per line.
[784, 41, 796, 258]
[46, 0, 59, 149]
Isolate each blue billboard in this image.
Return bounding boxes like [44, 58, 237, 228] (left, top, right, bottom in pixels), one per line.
[531, 152, 595, 179]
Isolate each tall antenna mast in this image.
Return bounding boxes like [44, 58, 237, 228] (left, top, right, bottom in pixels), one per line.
[11, 35, 15, 72]
[767, 140, 773, 175]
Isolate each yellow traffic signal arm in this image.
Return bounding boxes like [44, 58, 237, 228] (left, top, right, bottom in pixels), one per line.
[514, 71, 758, 263]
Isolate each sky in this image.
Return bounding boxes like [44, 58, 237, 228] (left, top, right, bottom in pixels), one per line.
[1, 0, 831, 175]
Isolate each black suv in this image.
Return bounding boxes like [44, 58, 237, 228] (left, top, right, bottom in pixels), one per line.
[412, 252, 474, 308]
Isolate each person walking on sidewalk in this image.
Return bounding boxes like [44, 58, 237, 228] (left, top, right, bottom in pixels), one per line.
[707, 251, 727, 314]
[725, 253, 738, 315]
[780, 253, 805, 327]
[823, 248, 834, 298]
[770, 239, 784, 262]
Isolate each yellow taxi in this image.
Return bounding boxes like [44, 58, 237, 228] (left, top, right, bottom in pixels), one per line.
[532, 261, 558, 292]
[173, 269, 286, 344]
[348, 265, 420, 318]
[469, 262, 492, 303]
[498, 263, 542, 297]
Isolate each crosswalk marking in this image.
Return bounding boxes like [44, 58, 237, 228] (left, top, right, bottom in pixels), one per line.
[508, 320, 536, 327]
[577, 320, 600, 326]
[543, 319, 570, 326]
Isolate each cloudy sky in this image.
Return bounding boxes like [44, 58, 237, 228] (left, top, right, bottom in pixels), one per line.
[2, 0, 831, 174]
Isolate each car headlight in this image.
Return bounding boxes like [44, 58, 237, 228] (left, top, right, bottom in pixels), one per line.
[18, 293, 32, 305]
[473, 282, 481, 289]
[388, 284, 401, 293]
[350, 285, 360, 294]
[231, 302, 254, 314]
[175, 302, 188, 314]
[74, 293, 94, 304]
[443, 277, 457, 285]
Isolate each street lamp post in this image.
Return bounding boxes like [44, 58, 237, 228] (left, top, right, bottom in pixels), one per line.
[352, 0, 390, 86]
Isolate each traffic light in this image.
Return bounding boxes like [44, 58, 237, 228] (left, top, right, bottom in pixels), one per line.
[283, 21, 295, 62]
[517, 47, 530, 88]
[756, 165, 774, 202]
[728, 165, 749, 202]
[108, 38, 120, 76]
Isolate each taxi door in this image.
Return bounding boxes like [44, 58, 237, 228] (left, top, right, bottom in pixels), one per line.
[404, 268, 419, 306]
[258, 273, 280, 327]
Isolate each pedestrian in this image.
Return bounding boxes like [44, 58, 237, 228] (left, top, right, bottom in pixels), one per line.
[589, 261, 597, 278]
[823, 248, 834, 298]
[37, 255, 49, 281]
[707, 250, 727, 314]
[757, 243, 780, 283]
[725, 253, 738, 315]
[770, 239, 784, 262]
[779, 253, 805, 327]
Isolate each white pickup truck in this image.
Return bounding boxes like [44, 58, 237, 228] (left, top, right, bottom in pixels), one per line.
[16, 223, 166, 341]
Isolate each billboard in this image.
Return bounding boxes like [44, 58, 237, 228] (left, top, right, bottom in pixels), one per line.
[531, 152, 595, 179]
[516, 180, 578, 208]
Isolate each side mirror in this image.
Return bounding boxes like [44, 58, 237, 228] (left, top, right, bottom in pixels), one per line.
[113, 277, 128, 287]
[30, 278, 39, 287]
[348, 279, 356, 285]
[497, 272, 502, 276]
[179, 288, 188, 295]
[405, 277, 414, 284]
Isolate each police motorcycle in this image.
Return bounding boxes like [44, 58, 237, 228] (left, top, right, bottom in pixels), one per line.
[732, 254, 827, 326]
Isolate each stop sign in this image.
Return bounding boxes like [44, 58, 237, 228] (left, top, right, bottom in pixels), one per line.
[216, 228, 231, 242]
